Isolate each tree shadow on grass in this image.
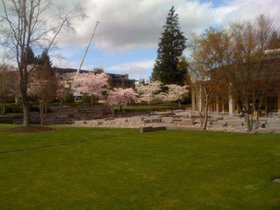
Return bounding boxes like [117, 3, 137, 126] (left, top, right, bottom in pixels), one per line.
[4, 126, 55, 133]
[0, 140, 87, 155]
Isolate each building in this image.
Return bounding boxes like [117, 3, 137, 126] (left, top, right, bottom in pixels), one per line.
[191, 50, 280, 115]
[53, 67, 136, 90]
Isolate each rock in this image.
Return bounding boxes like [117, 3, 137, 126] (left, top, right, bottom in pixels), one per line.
[272, 178, 280, 183]
[151, 118, 162, 123]
[162, 117, 173, 123]
[105, 117, 114, 121]
[140, 126, 166, 133]
[140, 127, 154, 133]
[153, 126, 166, 131]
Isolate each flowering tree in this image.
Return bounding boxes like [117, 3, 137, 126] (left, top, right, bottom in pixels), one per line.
[73, 72, 109, 105]
[56, 87, 65, 106]
[0, 0, 84, 127]
[136, 81, 162, 104]
[0, 64, 20, 113]
[163, 84, 189, 106]
[28, 66, 58, 125]
[107, 88, 138, 112]
[136, 81, 189, 106]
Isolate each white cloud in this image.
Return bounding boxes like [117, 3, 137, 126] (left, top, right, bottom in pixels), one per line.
[59, 0, 215, 50]
[214, 0, 280, 26]
[57, 0, 280, 51]
[107, 59, 154, 79]
[1, 0, 279, 56]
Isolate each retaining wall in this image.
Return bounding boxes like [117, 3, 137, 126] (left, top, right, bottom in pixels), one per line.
[0, 106, 113, 125]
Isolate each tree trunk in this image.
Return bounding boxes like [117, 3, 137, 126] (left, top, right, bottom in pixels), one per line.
[264, 97, 268, 117]
[15, 97, 19, 104]
[91, 96, 94, 106]
[43, 103, 48, 125]
[111, 106, 115, 117]
[200, 87, 210, 130]
[202, 96, 209, 130]
[0, 102, 6, 114]
[40, 112, 44, 125]
[255, 104, 260, 129]
[244, 100, 251, 131]
[39, 102, 44, 125]
[250, 111, 254, 130]
[22, 100, 30, 127]
[199, 111, 203, 128]
[19, 64, 30, 127]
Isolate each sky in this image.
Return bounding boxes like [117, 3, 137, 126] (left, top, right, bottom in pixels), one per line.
[2, 0, 280, 80]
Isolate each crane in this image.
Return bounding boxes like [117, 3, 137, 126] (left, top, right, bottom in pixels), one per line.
[73, 21, 100, 82]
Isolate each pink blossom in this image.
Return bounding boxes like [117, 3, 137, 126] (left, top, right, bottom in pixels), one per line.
[136, 81, 162, 104]
[163, 84, 189, 102]
[136, 81, 189, 104]
[73, 72, 109, 97]
[107, 88, 138, 106]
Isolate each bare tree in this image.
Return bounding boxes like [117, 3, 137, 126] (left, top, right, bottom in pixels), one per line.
[222, 15, 280, 130]
[189, 30, 227, 130]
[0, 0, 84, 126]
[200, 15, 279, 131]
[253, 16, 280, 121]
[0, 64, 19, 113]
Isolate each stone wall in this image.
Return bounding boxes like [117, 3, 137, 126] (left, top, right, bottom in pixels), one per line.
[0, 115, 22, 124]
[0, 106, 113, 125]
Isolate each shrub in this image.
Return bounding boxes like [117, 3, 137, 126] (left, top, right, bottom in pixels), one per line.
[5, 103, 22, 113]
[81, 94, 91, 104]
[64, 92, 75, 103]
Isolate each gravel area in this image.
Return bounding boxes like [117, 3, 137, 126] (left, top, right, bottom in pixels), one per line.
[73, 116, 170, 128]
[70, 110, 280, 133]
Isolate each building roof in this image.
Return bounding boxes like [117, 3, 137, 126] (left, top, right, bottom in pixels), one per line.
[52, 67, 136, 82]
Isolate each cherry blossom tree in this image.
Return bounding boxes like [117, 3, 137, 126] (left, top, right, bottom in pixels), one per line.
[136, 81, 162, 104]
[106, 88, 138, 112]
[28, 67, 58, 125]
[0, 0, 85, 126]
[163, 84, 189, 107]
[136, 81, 189, 106]
[56, 88, 65, 106]
[73, 72, 109, 105]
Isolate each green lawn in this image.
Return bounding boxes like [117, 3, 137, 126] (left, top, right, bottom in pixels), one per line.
[114, 103, 188, 112]
[0, 125, 280, 209]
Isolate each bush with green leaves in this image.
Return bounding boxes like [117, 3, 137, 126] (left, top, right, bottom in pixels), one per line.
[64, 92, 75, 103]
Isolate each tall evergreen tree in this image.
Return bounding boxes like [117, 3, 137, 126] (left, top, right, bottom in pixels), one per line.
[37, 49, 52, 67]
[151, 6, 186, 85]
[269, 30, 280, 49]
[26, 46, 37, 65]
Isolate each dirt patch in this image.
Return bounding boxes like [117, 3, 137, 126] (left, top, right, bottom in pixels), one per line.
[4, 126, 56, 133]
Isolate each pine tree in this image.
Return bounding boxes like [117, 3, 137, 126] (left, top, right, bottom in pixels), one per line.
[26, 46, 37, 65]
[269, 31, 280, 49]
[37, 49, 52, 67]
[151, 6, 186, 85]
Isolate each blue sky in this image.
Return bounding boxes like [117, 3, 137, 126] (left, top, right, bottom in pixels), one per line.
[2, 0, 279, 81]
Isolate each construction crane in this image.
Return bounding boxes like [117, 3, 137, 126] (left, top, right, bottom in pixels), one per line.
[73, 21, 100, 82]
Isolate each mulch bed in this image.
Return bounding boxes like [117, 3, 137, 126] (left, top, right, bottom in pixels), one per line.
[4, 126, 56, 133]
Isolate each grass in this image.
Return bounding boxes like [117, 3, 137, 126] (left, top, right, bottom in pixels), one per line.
[114, 103, 188, 112]
[1, 103, 188, 116]
[0, 125, 280, 209]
